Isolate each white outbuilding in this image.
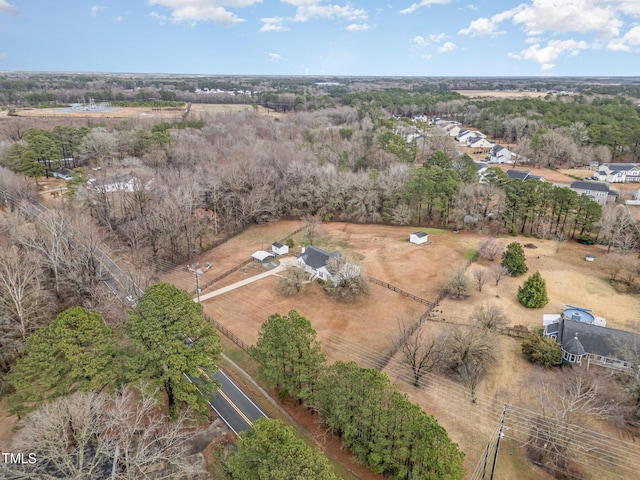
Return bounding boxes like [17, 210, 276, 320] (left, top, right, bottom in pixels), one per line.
[252, 250, 275, 263]
[409, 231, 428, 245]
[271, 241, 289, 256]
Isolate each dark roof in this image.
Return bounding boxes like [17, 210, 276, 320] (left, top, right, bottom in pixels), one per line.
[272, 241, 285, 248]
[299, 246, 341, 269]
[603, 163, 640, 170]
[563, 334, 586, 356]
[507, 169, 531, 180]
[490, 145, 506, 153]
[570, 181, 610, 192]
[412, 231, 428, 238]
[558, 318, 640, 360]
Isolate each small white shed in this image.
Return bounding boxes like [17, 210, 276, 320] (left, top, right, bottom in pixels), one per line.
[272, 241, 289, 256]
[409, 231, 428, 245]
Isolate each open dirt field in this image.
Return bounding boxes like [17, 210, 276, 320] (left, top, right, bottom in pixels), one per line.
[454, 90, 551, 99]
[164, 221, 639, 479]
[8, 103, 274, 119]
[492, 164, 595, 185]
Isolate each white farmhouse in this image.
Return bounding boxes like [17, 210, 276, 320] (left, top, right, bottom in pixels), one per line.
[297, 246, 342, 281]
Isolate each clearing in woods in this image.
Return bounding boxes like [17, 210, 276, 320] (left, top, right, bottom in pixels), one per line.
[162, 220, 640, 479]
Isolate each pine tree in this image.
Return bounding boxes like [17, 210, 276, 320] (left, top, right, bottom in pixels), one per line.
[501, 242, 528, 276]
[518, 271, 548, 308]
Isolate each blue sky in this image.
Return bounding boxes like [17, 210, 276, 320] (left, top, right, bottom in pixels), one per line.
[1, 0, 639, 76]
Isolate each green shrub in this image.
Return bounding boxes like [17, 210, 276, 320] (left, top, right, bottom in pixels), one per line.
[576, 234, 595, 245]
[518, 271, 548, 308]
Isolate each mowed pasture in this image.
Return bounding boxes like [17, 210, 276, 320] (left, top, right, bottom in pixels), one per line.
[165, 221, 640, 480]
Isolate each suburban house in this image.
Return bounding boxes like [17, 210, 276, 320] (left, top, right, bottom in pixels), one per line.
[543, 306, 640, 371]
[297, 246, 342, 281]
[569, 181, 616, 206]
[595, 163, 640, 183]
[467, 137, 494, 150]
[271, 241, 289, 256]
[506, 169, 545, 182]
[87, 174, 152, 193]
[488, 145, 513, 164]
[444, 124, 461, 137]
[455, 129, 476, 143]
[409, 231, 429, 244]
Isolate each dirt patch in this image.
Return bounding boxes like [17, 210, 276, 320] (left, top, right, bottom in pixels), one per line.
[491, 164, 594, 185]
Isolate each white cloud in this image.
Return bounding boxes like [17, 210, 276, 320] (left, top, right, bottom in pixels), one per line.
[439, 41, 457, 52]
[458, 7, 519, 37]
[422, 53, 433, 59]
[0, 52, 8, 60]
[345, 23, 370, 31]
[510, 39, 589, 67]
[411, 35, 429, 47]
[147, 0, 264, 25]
[260, 17, 289, 32]
[511, 0, 622, 39]
[114, 15, 123, 22]
[90, 5, 106, 17]
[0, 0, 18, 15]
[268, 52, 283, 61]
[459, 17, 500, 36]
[607, 25, 640, 51]
[429, 33, 447, 43]
[400, 0, 451, 15]
[282, 0, 366, 22]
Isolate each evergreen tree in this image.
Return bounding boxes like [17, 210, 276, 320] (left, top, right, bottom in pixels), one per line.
[125, 282, 221, 419]
[518, 271, 549, 308]
[226, 418, 338, 480]
[8, 306, 121, 416]
[501, 242, 528, 276]
[522, 330, 562, 366]
[251, 310, 326, 404]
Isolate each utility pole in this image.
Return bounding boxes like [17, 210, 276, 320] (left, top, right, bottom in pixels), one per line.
[489, 405, 507, 480]
[195, 268, 203, 303]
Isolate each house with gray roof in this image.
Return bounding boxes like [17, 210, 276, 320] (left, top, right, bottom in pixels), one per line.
[488, 145, 513, 164]
[569, 180, 616, 206]
[543, 312, 640, 371]
[506, 169, 545, 182]
[595, 163, 640, 183]
[296, 246, 342, 281]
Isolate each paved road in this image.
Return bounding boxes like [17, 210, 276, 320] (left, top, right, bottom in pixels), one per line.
[210, 370, 268, 434]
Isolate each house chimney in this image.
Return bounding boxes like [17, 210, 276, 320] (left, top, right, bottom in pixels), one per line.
[301, 246, 305, 253]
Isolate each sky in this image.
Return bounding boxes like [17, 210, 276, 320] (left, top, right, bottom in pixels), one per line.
[0, 0, 639, 77]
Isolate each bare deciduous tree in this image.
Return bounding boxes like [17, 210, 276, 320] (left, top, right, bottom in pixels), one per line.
[323, 256, 369, 302]
[472, 266, 490, 292]
[3, 386, 207, 480]
[278, 266, 307, 296]
[478, 237, 504, 261]
[525, 371, 618, 477]
[490, 264, 510, 286]
[446, 267, 470, 299]
[472, 302, 508, 331]
[440, 326, 496, 374]
[303, 213, 322, 246]
[0, 244, 51, 342]
[396, 321, 441, 387]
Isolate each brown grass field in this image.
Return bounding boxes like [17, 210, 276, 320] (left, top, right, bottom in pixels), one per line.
[158, 220, 640, 479]
[6, 103, 275, 120]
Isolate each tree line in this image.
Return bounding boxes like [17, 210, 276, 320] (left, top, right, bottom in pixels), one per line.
[251, 310, 465, 480]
